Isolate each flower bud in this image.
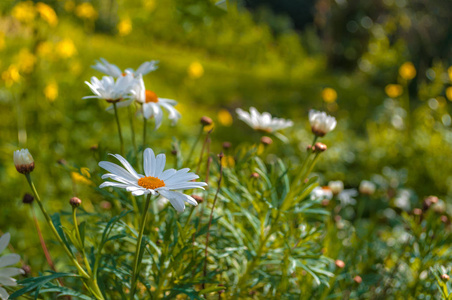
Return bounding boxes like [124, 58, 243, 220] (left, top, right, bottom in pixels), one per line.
[200, 116, 213, 126]
[22, 265, 32, 276]
[422, 195, 438, 211]
[441, 274, 450, 281]
[14, 149, 35, 174]
[69, 197, 82, 208]
[250, 172, 260, 179]
[260, 136, 273, 145]
[335, 260, 345, 269]
[353, 275, 362, 284]
[171, 149, 178, 156]
[222, 142, 232, 150]
[413, 208, 422, 216]
[313, 142, 327, 152]
[359, 180, 376, 196]
[328, 181, 344, 196]
[309, 110, 337, 137]
[57, 159, 67, 165]
[22, 193, 34, 204]
[192, 194, 203, 204]
[90, 144, 98, 151]
[100, 201, 112, 210]
[218, 152, 224, 160]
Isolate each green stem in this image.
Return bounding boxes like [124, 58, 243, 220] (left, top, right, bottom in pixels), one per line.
[128, 105, 137, 157]
[72, 207, 92, 276]
[187, 126, 204, 164]
[142, 116, 147, 149]
[130, 194, 152, 299]
[25, 174, 89, 279]
[113, 102, 125, 156]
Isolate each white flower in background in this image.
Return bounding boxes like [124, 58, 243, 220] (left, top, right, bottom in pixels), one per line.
[91, 58, 158, 77]
[394, 189, 412, 211]
[131, 75, 181, 129]
[83, 74, 136, 109]
[13, 149, 34, 174]
[359, 180, 376, 195]
[311, 186, 333, 200]
[328, 180, 344, 195]
[99, 148, 207, 212]
[337, 189, 358, 206]
[236, 107, 293, 133]
[309, 110, 337, 137]
[0, 233, 25, 300]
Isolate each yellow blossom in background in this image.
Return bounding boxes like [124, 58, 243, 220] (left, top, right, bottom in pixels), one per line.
[446, 87, 452, 102]
[399, 62, 416, 80]
[117, 17, 132, 36]
[188, 61, 204, 79]
[44, 81, 58, 101]
[448, 66, 452, 82]
[0, 32, 5, 50]
[218, 109, 233, 126]
[143, 0, 156, 11]
[37, 41, 53, 58]
[75, 2, 98, 20]
[385, 84, 403, 98]
[321, 87, 337, 103]
[36, 2, 58, 26]
[56, 39, 77, 58]
[1, 65, 21, 87]
[71, 171, 93, 185]
[64, 0, 75, 12]
[11, 1, 36, 23]
[221, 155, 235, 168]
[17, 49, 36, 74]
[70, 61, 82, 76]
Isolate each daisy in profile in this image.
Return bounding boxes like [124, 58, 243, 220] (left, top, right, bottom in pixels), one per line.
[309, 110, 337, 137]
[83, 74, 136, 109]
[236, 107, 293, 133]
[131, 74, 181, 129]
[91, 58, 158, 77]
[99, 148, 207, 212]
[0, 233, 24, 300]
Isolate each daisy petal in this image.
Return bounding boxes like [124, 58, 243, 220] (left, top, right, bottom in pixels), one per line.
[144, 148, 156, 177]
[0, 254, 20, 268]
[0, 233, 10, 254]
[158, 190, 186, 212]
[0, 287, 9, 300]
[110, 154, 140, 178]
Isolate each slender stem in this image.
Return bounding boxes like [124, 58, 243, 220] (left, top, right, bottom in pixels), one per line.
[196, 133, 211, 174]
[130, 194, 152, 299]
[32, 209, 59, 273]
[25, 174, 89, 279]
[142, 116, 147, 149]
[113, 102, 124, 156]
[128, 105, 137, 157]
[72, 207, 92, 276]
[202, 154, 223, 290]
[187, 126, 204, 164]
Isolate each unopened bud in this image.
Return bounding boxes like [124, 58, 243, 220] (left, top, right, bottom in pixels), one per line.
[57, 159, 67, 165]
[328, 181, 344, 196]
[441, 274, 450, 281]
[306, 145, 313, 151]
[218, 152, 224, 160]
[321, 199, 330, 206]
[413, 208, 422, 216]
[335, 260, 345, 269]
[22, 193, 34, 204]
[260, 136, 273, 145]
[441, 215, 449, 224]
[423, 195, 439, 211]
[90, 144, 98, 151]
[14, 149, 35, 174]
[69, 197, 82, 208]
[200, 116, 213, 126]
[100, 201, 112, 210]
[22, 265, 32, 276]
[222, 142, 232, 149]
[192, 194, 203, 204]
[250, 172, 260, 179]
[353, 275, 362, 284]
[171, 149, 178, 156]
[359, 180, 376, 196]
[313, 142, 327, 152]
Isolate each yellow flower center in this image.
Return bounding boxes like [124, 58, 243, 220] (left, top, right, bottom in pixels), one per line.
[145, 90, 159, 103]
[137, 176, 165, 190]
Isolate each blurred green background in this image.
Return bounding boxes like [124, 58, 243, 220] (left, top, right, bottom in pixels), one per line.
[0, 0, 451, 271]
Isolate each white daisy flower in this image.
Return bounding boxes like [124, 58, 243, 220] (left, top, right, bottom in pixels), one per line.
[83, 74, 136, 109]
[91, 58, 158, 77]
[236, 107, 293, 133]
[99, 148, 207, 212]
[131, 75, 181, 129]
[0, 233, 25, 300]
[309, 110, 337, 137]
[337, 189, 358, 206]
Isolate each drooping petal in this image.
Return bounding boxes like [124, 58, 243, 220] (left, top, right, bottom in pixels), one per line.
[0, 233, 10, 254]
[158, 189, 185, 212]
